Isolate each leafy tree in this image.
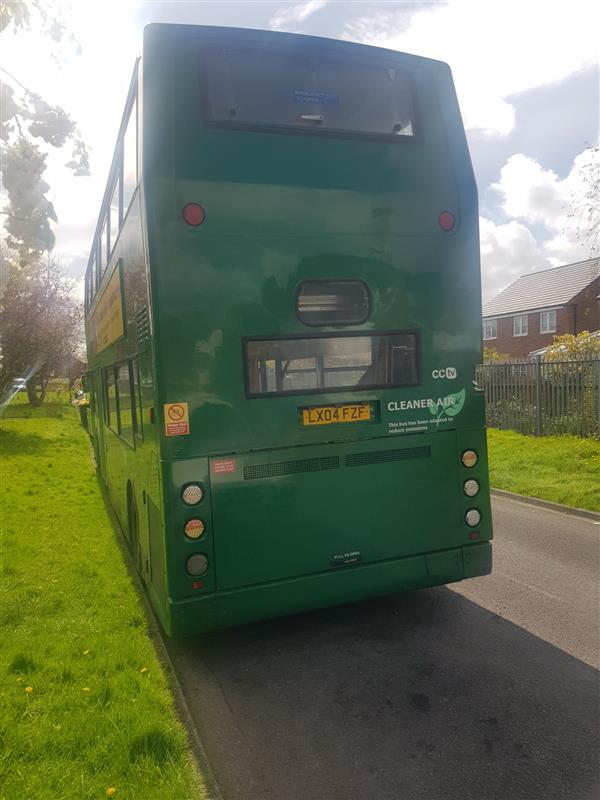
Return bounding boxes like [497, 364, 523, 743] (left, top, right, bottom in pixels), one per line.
[566, 144, 600, 255]
[1, 0, 89, 265]
[483, 345, 511, 363]
[0, 257, 82, 404]
[543, 331, 600, 361]
[542, 332, 600, 436]
[1, 1, 81, 50]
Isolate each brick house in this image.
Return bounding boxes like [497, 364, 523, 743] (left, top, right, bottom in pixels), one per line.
[482, 257, 600, 358]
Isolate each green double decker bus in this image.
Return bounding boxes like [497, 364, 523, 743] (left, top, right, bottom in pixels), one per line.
[83, 23, 492, 636]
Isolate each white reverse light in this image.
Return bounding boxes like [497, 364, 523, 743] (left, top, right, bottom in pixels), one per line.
[465, 509, 481, 527]
[463, 479, 480, 497]
[182, 484, 203, 505]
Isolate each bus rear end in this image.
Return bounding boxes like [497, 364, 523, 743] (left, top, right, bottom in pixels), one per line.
[141, 24, 492, 635]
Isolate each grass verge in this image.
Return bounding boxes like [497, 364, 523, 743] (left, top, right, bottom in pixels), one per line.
[487, 428, 600, 512]
[1, 401, 206, 800]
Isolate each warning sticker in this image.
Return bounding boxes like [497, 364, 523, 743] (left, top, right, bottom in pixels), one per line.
[164, 402, 189, 437]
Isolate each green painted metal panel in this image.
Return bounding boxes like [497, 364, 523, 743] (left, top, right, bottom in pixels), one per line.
[463, 541, 493, 578]
[84, 24, 492, 635]
[210, 431, 461, 590]
[165, 543, 491, 636]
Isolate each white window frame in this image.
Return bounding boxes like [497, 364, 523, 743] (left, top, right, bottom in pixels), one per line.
[540, 310, 556, 334]
[513, 314, 528, 337]
[483, 319, 497, 340]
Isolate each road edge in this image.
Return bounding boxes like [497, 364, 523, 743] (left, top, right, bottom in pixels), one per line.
[99, 483, 224, 800]
[491, 488, 600, 521]
[150, 627, 225, 800]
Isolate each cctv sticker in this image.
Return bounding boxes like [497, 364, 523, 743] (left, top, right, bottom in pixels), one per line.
[432, 367, 457, 379]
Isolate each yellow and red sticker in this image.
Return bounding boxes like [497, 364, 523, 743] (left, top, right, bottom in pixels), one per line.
[164, 402, 189, 437]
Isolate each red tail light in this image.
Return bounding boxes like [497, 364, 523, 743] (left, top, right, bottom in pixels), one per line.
[183, 203, 206, 226]
[439, 211, 455, 231]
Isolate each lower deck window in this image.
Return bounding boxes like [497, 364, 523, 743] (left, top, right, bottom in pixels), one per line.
[105, 367, 118, 431]
[245, 332, 418, 397]
[103, 360, 138, 446]
[116, 363, 134, 446]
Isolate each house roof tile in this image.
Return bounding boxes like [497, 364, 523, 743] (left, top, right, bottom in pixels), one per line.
[483, 257, 600, 318]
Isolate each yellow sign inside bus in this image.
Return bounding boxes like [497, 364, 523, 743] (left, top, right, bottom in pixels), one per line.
[92, 266, 124, 353]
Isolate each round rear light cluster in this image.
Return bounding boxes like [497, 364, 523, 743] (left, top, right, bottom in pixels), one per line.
[439, 211, 455, 231]
[461, 450, 478, 468]
[183, 203, 206, 226]
[186, 553, 208, 576]
[182, 484, 203, 505]
[465, 509, 481, 528]
[463, 479, 480, 497]
[184, 519, 205, 540]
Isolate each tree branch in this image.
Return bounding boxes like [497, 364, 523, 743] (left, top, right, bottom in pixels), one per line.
[0, 66, 29, 93]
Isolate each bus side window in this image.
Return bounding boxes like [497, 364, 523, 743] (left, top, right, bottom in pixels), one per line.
[123, 99, 137, 217]
[109, 175, 121, 260]
[132, 358, 143, 440]
[104, 367, 118, 431]
[116, 362, 134, 446]
[100, 216, 109, 279]
[92, 248, 99, 291]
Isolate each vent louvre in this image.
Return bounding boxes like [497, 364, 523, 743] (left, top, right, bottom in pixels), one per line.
[136, 306, 150, 349]
[345, 446, 431, 467]
[244, 455, 339, 480]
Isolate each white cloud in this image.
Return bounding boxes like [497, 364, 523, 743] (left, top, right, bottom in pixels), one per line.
[491, 155, 568, 231]
[479, 217, 551, 300]
[269, 1, 329, 32]
[491, 148, 598, 238]
[4, 0, 596, 305]
[344, 0, 599, 136]
[480, 147, 596, 298]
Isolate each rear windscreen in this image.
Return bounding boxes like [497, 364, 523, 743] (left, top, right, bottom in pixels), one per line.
[202, 43, 417, 139]
[245, 332, 418, 397]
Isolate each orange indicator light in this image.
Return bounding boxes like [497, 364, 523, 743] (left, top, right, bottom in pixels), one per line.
[184, 519, 205, 540]
[461, 450, 478, 468]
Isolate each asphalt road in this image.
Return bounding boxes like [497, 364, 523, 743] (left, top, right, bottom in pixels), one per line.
[166, 495, 600, 800]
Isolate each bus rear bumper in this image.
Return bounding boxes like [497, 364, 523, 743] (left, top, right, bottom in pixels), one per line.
[164, 541, 492, 637]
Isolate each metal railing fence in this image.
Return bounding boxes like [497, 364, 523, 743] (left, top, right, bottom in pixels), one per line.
[476, 358, 600, 438]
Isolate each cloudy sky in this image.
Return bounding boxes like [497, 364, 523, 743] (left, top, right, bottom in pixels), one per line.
[2, 0, 599, 301]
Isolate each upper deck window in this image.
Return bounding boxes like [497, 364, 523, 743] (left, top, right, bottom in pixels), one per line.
[202, 44, 417, 140]
[100, 216, 109, 278]
[109, 177, 120, 258]
[123, 99, 137, 215]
